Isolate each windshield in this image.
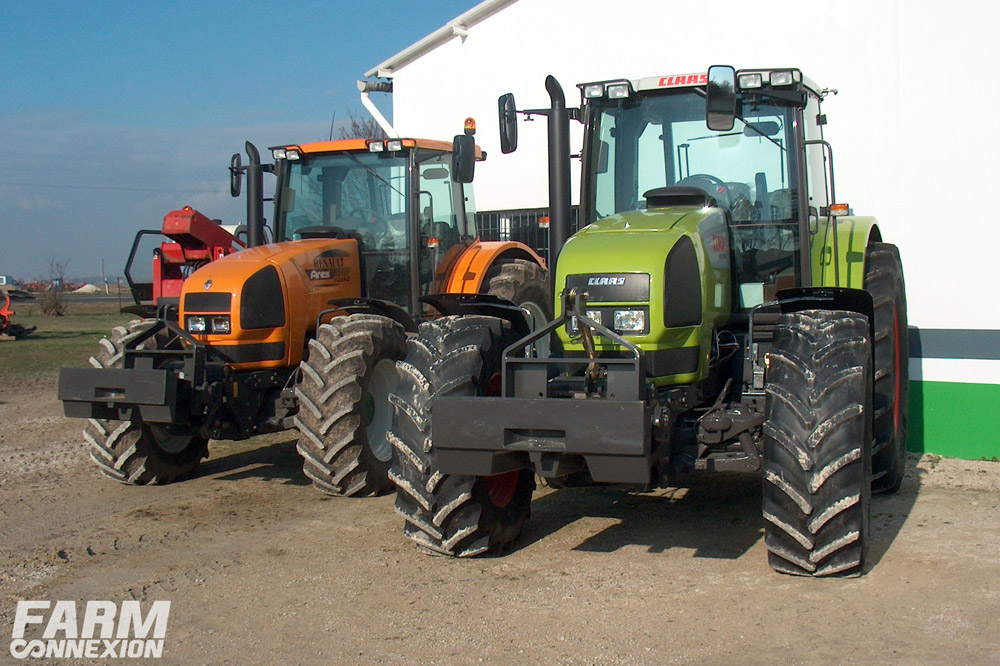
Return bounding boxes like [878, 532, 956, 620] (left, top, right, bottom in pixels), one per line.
[274, 151, 412, 307]
[587, 89, 802, 304]
[275, 152, 408, 250]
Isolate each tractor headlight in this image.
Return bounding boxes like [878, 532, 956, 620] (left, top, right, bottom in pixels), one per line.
[738, 73, 763, 89]
[271, 148, 287, 160]
[368, 141, 385, 152]
[211, 316, 231, 334]
[583, 84, 604, 99]
[614, 309, 645, 333]
[769, 70, 794, 87]
[606, 84, 630, 99]
[187, 316, 207, 333]
[569, 310, 603, 334]
[386, 139, 403, 152]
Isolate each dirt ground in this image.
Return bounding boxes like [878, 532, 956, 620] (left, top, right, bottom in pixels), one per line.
[1, 377, 998, 665]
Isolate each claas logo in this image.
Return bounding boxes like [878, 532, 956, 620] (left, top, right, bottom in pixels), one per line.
[658, 74, 709, 87]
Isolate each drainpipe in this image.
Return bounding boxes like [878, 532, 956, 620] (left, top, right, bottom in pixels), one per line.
[357, 80, 399, 138]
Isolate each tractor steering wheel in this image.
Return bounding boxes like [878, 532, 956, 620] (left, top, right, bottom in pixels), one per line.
[344, 207, 390, 246]
[676, 173, 731, 209]
[345, 207, 386, 230]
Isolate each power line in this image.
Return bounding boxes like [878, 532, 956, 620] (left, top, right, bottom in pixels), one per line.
[0, 180, 221, 194]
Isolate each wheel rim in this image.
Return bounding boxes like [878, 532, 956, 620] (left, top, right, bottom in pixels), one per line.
[149, 425, 195, 455]
[520, 300, 550, 358]
[364, 358, 398, 462]
[484, 471, 520, 508]
[893, 306, 902, 433]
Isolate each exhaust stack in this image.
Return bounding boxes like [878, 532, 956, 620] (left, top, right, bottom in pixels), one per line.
[545, 75, 571, 274]
[245, 142, 265, 248]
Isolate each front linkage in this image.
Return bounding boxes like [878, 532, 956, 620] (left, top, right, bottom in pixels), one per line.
[59, 308, 296, 442]
[431, 288, 771, 486]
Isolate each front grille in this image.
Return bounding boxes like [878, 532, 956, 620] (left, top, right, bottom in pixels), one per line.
[184, 292, 232, 313]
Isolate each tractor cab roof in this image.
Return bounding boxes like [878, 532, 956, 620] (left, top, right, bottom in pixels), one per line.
[272, 138, 484, 160]
[579, 68, 823, 101]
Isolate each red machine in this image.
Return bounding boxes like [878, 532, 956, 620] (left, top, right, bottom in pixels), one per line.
[0, 291, 35, 340]
[125, 206, 244, 316]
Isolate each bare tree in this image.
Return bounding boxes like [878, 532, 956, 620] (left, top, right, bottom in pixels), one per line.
[42, 255, 70, 316]
[338, 111, 388, 140]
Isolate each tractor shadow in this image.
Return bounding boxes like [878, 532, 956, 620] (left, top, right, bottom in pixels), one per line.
[520, 473, 764, 560]
[866, 453, 923, 570]
[198, 437, 310, 486]
[518, 462, 921, 569]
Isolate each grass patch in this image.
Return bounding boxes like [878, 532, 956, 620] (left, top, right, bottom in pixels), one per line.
[1, 299, 135, 381]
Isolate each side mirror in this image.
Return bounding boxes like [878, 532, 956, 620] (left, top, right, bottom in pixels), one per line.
[452, 134, 476, 183]
[230, 153, 242, 198]
[706, 65, 737, 132]
[498, 93, 518, 154]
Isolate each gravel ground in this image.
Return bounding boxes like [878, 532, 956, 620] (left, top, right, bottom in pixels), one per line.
[1, 377, 998, 665]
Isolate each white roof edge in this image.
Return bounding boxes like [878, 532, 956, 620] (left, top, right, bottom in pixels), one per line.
[364, 0, 518, 79]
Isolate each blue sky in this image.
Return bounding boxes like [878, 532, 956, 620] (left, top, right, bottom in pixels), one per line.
[0, 0, 476, 281]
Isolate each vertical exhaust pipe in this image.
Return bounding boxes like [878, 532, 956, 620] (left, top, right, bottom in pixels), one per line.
[245, 142, 264, 248]
[545, 75, 571, 274]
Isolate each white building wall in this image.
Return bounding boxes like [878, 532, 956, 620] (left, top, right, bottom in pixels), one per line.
[382, 0, 1000, 333]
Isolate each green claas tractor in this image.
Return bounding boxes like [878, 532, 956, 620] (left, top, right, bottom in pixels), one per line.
[387, 66, 908, 576]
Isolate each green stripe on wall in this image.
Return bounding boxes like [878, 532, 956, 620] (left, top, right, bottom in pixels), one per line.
[909, 381, 1000, 460]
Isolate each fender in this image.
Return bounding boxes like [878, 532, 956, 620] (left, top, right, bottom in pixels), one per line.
[443, 240, 546, 294]
[775, 286, 876, 353]
[319, 297, 419, 333]
[810, 215, 881, 289]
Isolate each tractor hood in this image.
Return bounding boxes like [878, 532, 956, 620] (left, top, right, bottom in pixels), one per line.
[177, 238, 363, 370]
[554, 205, 732, 384]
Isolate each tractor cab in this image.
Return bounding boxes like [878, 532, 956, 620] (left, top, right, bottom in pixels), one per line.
[269, 138, 481, 316]
[577, 68, 832, 310]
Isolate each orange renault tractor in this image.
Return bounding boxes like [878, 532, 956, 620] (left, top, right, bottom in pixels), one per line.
[59, 122, 550, 495]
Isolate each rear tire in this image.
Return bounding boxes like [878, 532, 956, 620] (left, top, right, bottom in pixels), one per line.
[762, 309, 872, 577]
[294, 314, 406, 497]
[389, 316, 535, 556]
[485, 259, 552, 356]
[84, 320, 207, 484]
[865, 243, 908, 494]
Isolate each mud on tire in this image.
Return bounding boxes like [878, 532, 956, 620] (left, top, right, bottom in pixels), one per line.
[389, 315, 535, 556]
[294, 314, 406, 497]
[762, 310, 872, 577]
[85, 320, 207, 484]
[864, 243, 908, 494]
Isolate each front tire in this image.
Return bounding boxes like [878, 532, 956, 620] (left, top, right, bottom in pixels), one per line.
[389, 316, 535, 556]
[762, 310, 872, 577]
[84, 419, 208, 484]
[84, 320, 207, 484]
[294, 314, 406, 497]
